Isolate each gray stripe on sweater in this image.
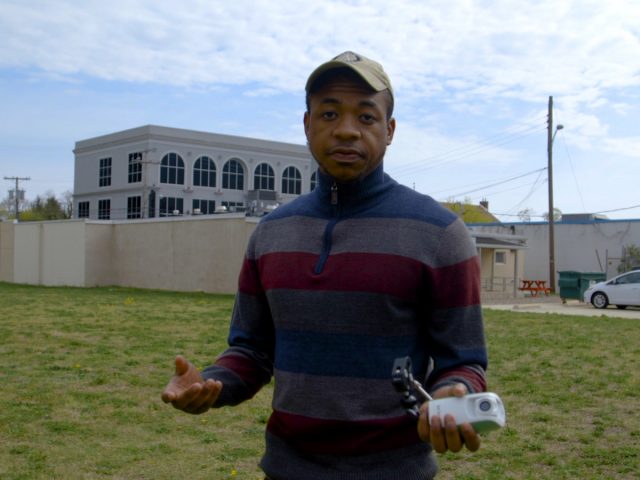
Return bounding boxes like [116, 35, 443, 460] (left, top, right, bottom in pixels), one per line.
[272, 370, 408, 421]
[251, 216, 476, 268]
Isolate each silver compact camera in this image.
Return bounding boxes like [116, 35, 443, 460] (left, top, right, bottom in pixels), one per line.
[428, 392, 505, 434]
[392, 356, 506, 434]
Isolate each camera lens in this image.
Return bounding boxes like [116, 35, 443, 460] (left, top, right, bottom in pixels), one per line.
[479, 400, 492, 412]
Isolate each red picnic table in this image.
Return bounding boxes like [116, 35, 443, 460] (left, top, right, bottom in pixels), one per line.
[518, 279, 551, 296]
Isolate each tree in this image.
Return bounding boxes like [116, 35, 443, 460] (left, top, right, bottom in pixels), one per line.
[60, 190, 73, 218]
[20, 193, 71, 221]
[517, 208, 534, 222]
[543, 208, 562, 222]
[618, 244, 640, 273]
[0, 191, 29, 219]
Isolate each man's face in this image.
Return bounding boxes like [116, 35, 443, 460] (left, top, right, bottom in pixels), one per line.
[304, 77, 395, 184]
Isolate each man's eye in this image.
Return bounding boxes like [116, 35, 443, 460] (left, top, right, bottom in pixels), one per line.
[361, 114, 376, 123]
[322, 111, 337, 120]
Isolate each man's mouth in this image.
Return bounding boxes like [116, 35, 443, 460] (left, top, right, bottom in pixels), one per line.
[328, 147, 363, 162]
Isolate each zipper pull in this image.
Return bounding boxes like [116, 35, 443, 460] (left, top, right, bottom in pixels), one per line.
[330, 182, 338, 205]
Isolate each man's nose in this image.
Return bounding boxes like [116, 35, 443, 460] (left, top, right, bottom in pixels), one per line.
[333, 116, 361, 140]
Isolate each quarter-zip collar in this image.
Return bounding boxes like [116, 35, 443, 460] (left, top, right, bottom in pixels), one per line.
[314, 164, 394, 215]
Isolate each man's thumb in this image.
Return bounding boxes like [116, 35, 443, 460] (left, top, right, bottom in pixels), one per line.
[174, 355, 191, 376]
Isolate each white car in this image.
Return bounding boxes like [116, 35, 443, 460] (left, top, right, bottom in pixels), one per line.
[583, 270, 640, 309]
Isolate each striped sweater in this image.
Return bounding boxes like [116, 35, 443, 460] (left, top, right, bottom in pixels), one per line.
[203, 164, 487, 480]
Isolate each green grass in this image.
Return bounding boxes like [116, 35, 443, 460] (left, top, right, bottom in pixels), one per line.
[1, 282, 638, 479]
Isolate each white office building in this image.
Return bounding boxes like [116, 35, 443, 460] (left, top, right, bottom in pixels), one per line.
[73, 125, 316, 219]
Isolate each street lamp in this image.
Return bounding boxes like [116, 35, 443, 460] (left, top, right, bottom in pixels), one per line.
[547, 96, 564, 293]
[553, 124, 564, 141]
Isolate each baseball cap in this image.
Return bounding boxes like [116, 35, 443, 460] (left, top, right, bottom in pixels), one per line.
[305, 51, 393, 99]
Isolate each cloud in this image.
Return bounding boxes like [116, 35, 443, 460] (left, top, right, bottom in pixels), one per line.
[2, 0, 638, 104]
[2, 0, 640, 216]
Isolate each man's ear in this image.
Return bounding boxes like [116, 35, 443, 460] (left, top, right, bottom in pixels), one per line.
[386, 117, 396, 146]
[303, 111, 310, 140]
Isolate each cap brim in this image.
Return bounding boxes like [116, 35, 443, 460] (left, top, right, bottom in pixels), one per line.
[305, 60, 389, 93]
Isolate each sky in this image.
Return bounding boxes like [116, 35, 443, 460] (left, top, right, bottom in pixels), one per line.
[1, 0, 640, 221]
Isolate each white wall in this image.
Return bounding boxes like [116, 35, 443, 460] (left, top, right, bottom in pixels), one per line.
[470, 220, 640, 283]
[12, 220, 87, 286]
[1, 215, 257, 294]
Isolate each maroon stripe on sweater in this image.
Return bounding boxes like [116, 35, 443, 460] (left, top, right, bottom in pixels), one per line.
[257, 252, 423, 301]
[433, 367, 487, 393]
[428, 256, 481, 309]
[255, 251, 480, 307]
[266, 410, 421, 455]
[238, 257, 263, 296]
[215, 353, 266, 396]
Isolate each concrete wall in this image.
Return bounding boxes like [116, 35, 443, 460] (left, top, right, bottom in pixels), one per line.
[108, 215, 256, 293]
[0, 215, 257, 294]
[0, 221, 15, 282]
[10, 220, 87, 287]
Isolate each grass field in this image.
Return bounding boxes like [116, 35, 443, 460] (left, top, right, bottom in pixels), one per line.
[1, 282, 638, 479]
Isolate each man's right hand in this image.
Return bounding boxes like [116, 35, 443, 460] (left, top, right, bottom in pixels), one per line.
[161, 355, 223, 414]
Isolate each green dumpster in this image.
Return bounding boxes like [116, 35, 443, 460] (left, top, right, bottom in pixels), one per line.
[558, 271, 580, 300]
[558, 271, 606, 302]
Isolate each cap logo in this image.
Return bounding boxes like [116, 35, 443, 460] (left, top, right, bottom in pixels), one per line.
[333, 51, 361, 63]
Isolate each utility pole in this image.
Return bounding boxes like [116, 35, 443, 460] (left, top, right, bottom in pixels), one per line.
[4, 176, 30, 221]
[547, 98, 565, 293]
[140, 148, 156, 219]
[547, 97, 555, 292]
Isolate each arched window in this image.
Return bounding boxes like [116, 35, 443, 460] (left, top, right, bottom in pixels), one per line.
[160, 153, 185, 185]
[222, 158, 245, 190]
[310, 170, 318, 191]
[282, 166, 302, 195]
[193, 156, 216, 187]
[254, 163, 275, 191]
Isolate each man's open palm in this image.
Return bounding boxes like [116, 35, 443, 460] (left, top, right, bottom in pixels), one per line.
[161, 355, 222, 414]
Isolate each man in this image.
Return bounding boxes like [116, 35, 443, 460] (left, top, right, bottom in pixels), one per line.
[162, 51, 488, 479]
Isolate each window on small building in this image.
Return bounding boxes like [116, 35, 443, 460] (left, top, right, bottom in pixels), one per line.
[193, 156, 216, 187]
[310, 170, 318, 191]
[222, 159, 245, 190]
[495, 250, 507, 265]
[192, 199, 215, 215]
[98, 199, 111, 220]
[160, 153, 185, 185]
[99, 157, 112, 187]
[254, 163, 275, 191]
[159, 197, 184, 216]
[128, 152, 143, 183]
[127, 196, 142, 219]
[282, 166, 302, 195]
[78, 201, 90, 218]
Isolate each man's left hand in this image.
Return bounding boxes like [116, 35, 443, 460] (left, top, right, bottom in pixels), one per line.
[417, 383, 481, 453]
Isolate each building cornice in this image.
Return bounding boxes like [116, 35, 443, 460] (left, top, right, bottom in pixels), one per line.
[74, 125, 310, 160]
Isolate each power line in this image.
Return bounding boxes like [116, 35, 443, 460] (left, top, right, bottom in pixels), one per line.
[441, 167, 547, 198]
[390, 118, 546, 177]
[593, 204, 640, 215]
[559, 134, 587, 213]
[4, 176, 30, 221]
[504, 169, 546, 215]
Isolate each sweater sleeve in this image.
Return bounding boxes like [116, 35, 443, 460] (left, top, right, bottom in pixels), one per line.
[202, 232, 275, 407]
[424, 218, 488, 395]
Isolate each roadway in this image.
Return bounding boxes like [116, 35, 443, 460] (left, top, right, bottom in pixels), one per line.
[484, 299, 640, 319]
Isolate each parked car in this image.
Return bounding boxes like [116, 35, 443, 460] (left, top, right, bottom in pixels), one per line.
[583, 271, 640, 309]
